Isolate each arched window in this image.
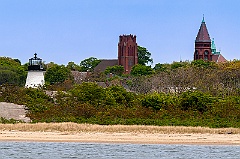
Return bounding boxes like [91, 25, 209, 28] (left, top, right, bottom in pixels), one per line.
[204, 50, 209, 60]
[195, 50, 199, 59]
[204, 50, 209, 55]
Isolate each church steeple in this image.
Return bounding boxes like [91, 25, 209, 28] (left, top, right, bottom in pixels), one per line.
[195, 16, 211, 42]
[194, 17, 212, 61]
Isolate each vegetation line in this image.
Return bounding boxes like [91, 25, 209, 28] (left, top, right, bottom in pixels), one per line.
[0, 123, 239, 134]
[1, 57, 240, 128]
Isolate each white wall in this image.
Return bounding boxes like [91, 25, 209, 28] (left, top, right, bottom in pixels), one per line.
[25, 71, 45, 88]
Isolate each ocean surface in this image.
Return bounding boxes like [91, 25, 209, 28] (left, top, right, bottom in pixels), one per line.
[0, 142, 239, 159]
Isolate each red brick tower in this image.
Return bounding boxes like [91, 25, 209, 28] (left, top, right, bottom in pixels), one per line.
[194, 17, 212, 61]
[118, 34, 138, 74]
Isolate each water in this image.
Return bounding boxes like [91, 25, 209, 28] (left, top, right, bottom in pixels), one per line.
[0, 142, 239, 159]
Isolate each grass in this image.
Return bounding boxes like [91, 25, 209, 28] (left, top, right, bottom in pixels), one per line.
[0, 122, 239, 134]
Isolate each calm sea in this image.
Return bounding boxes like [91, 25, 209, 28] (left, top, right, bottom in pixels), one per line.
[0, 142, 239, 159]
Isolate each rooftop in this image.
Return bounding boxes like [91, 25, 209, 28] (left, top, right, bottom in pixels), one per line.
[195, 17, 211, 42]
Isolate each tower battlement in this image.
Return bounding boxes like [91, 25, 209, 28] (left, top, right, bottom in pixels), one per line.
[119, 34, 136, 43]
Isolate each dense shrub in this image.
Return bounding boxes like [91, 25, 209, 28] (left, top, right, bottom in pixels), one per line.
[67, 83, 137, 108]
[179, 91, 216, 113]
[141, 92, 176, 110]
[1, 69, 240, 127]
[69, 82, 107, 106]
[191, 59, 217, 68]
[24, 88, 54, 113]
[0, 84, 26, 104]
[106, 85, 136, 107]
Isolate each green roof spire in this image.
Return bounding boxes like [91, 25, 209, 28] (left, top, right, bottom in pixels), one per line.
[202, 14, 205, 23]
[211, 38, 220, 55]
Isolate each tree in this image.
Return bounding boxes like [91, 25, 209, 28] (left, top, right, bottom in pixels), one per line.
[154, 63, 169, 72]
[137, 46, 153, 65]
[79, 57, 101, 72]
[104, 65, 124, 76]
[66, 61, 81, 71]
[130, 64, 154, 76]
[45, 62, 58, 69]
[0, 57, 27, 86]
[44, 65, 72, 84]
[0, 70, 19, 85]
[13, 59, 21, 65]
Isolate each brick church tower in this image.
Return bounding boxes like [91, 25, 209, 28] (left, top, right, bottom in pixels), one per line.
[118, 34, 138, 74]
[194, 17, 212, 61]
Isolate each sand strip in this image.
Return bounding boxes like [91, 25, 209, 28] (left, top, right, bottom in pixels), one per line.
[0, 123, 240, 145]
[0, 131, 240, 145]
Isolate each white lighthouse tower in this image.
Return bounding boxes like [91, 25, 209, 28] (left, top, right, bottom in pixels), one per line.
[25, 53, 45, 88]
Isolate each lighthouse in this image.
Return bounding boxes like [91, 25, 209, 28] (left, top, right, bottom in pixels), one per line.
[25, 53, 45, 88]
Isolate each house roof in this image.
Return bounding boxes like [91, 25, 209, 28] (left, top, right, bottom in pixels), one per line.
[94, 59, 118, 72]
[212, 54, 227, 63]
[195, 18, 211, 42]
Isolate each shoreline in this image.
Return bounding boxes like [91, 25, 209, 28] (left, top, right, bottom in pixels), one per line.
[0, 131, 240, 145]
[0, 123, 240, 145]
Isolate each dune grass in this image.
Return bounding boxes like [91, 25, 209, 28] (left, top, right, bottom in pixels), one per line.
[0, 122, 239, 134]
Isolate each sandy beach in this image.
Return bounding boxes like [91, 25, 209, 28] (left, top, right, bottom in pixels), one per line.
[0, 123, 240, 145]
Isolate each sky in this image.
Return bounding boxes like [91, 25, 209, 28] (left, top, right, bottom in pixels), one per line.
[0, 0, 240, 66]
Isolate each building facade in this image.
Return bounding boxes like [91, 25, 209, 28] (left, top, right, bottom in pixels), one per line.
[118, 34, 138, 74]
[194, 17, 227, 62]
[194, 17, 212, 61]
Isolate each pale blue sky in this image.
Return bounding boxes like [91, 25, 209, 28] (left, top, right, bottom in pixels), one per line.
[0, 0, 240, 66]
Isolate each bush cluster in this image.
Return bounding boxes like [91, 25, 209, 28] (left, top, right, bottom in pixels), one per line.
[0, 83, 239, 128]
